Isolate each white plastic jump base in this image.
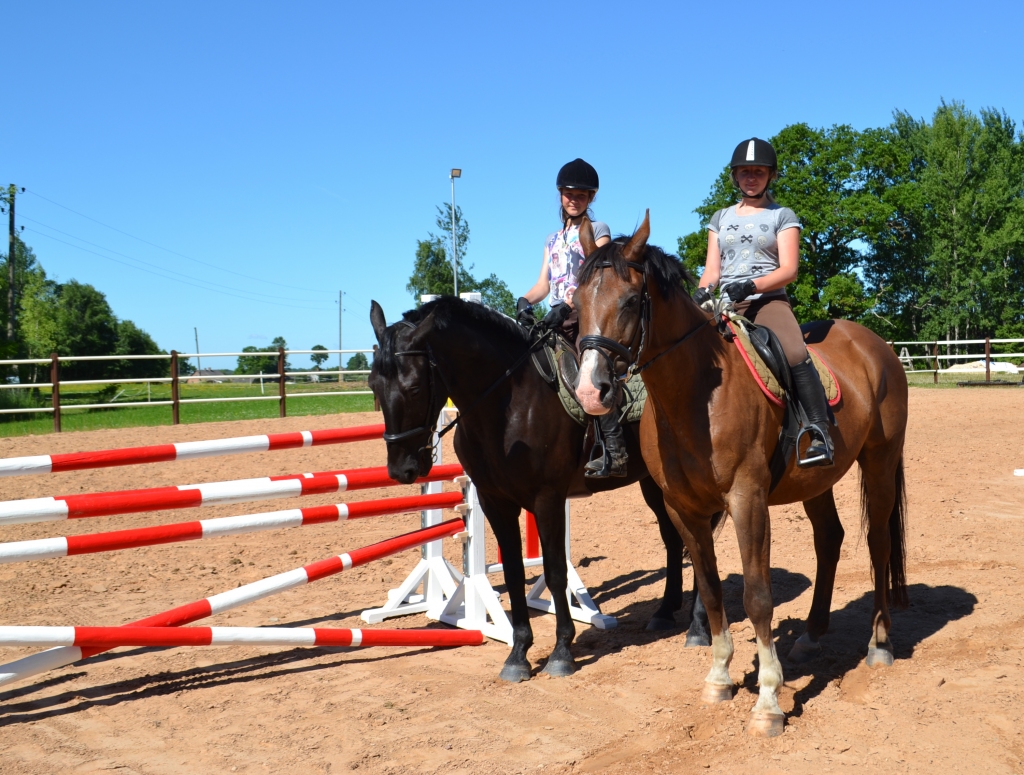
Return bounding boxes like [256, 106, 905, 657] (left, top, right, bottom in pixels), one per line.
[360, 410, 617, 645]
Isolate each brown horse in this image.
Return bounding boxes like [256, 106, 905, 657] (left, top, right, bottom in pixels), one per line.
[571, 213, 908, 737]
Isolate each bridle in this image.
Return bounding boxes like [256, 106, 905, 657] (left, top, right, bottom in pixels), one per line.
[381, 319, 553, 455]
[380, 321, 449, 457]
[578, 259, 714, 381]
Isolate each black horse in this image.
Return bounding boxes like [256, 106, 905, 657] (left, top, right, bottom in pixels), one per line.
[369, 297, 714, 681]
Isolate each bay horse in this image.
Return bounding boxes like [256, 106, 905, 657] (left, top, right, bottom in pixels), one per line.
[368, 297, 719, 682]
[572, 213, 908, 736]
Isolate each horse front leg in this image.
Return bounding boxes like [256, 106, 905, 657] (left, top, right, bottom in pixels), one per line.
[731, 490, 785, 737]
[534, 495, 577, 677]
[789, 488, 844, 664]
[482, 497, 534, 682]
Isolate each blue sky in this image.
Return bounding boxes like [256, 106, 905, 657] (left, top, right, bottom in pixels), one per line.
[5, 1, 1021, 370]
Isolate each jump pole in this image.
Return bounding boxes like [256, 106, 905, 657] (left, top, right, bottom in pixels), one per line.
[0, 425, 387, 478]
[0, 518, 464, 688]
[0, 491, 465, 565]
[0, 626, 484, 649]
[362, 410, 616, 644]
[362, 409, 464, 625]
[0, 463, 465, 526]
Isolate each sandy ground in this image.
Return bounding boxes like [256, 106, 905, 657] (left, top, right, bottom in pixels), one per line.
[0, 388, 1023, 774]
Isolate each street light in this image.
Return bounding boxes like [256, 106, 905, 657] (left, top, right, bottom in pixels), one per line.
[450, 168, 461, 297]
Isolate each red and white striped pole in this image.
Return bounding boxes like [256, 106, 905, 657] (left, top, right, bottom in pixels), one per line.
[0, 517, 464, 687]
[0, 491, 465, 564]
[0, 626, 484, 649]
[0, 425, 386, 478]
[0, 463, 464, 526]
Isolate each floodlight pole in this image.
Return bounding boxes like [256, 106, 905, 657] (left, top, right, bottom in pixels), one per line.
[450, 169, 461, 297]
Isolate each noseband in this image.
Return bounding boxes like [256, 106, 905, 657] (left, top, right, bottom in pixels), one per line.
[380, 321, 447, 455]
[577, 259, 715, 380]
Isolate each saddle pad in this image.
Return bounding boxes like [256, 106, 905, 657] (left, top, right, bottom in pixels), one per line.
[554, 346, 647, 427]
[726, 320, 840, 407]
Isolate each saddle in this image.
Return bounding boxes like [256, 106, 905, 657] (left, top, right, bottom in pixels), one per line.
[721, 317, 841, 492]
[530, 333, 647, 427]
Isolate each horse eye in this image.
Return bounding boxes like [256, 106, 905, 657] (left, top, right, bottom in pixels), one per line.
[624, 295, 640, 308]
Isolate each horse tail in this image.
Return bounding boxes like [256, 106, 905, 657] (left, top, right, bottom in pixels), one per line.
[860, 457, 909, 609]
[887, 458, 909, 608]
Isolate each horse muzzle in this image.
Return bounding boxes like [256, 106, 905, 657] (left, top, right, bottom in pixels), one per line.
[575, 349, 616, 416]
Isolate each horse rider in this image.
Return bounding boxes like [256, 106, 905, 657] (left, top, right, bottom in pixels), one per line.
[693, 138, 834, 467]
[515, 158, 628, 478]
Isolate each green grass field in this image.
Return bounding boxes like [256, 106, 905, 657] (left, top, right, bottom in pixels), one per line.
[0, 380, 376, 437]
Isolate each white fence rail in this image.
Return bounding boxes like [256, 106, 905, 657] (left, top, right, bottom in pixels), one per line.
[888, 337, 1024, 384]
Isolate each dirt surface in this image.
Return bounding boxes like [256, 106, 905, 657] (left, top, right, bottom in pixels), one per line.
[1, 389, 1023, 774]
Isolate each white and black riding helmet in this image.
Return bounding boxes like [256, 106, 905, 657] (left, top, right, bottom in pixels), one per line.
[730, 138, 777, 197]
[556, 158, 600, 191]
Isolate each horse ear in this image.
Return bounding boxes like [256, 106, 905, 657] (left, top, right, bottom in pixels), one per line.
[370, 300, 387, 344]
[622, 210, 651, 264]
[578, 216, 598, 257]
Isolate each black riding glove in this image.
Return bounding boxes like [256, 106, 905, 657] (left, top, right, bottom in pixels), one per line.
[692, 287, 713, 307]
[516, 297, 535, 327]
[724, 280, 757, 303]
[539, 303, 571, 331]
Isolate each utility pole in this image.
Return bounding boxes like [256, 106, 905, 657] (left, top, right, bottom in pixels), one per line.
[450, 169, 461, 296]
[338, 290, 343, 372]
[194, 327, 201, 375]
[4, 185, 18, 342]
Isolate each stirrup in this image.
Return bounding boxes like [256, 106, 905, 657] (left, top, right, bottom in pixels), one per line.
[584, 439, 628, 479]
[796, 423, 833, 468]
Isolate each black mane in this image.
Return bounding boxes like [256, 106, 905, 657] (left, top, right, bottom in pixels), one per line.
[376, 296, 530, 378]
[577, 235, 694, 299]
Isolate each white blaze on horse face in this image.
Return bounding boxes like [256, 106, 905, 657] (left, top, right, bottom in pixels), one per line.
[751, 636, 784, 718]
[575, 349, 610, 416]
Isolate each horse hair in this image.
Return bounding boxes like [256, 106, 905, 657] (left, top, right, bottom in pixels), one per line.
[577, 235, 695, 300]
[376, 296, 530, 378]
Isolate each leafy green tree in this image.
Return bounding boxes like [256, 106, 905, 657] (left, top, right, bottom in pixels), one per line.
[0, 235, 43, 360]
[406, 205, 517, 316]
[236, 336, 290, 375]
[113, 320, 166, 379]
[54, 281, 119, 381]
[310, 344, 329, 369]
[344, 352, 369, 382]
[178, 357, 197, 376]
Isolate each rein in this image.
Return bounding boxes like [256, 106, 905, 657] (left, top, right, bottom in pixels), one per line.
[382, 321, 551, 452]
[578, 260, 712, 380]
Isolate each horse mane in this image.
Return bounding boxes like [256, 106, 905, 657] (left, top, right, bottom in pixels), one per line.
[578, 235, 695, 299]
[376, 296, 530, 378]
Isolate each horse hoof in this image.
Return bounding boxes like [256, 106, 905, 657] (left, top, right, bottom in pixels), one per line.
[866, 645, 894, 668]
[747, 712, 785, 738]
[787, 633, 821, 664]
[701, 682, 734, 704]
[541, 658, 578, 678]
[685, 632, 711, 648]
[646, 616, 677, 632]
[499, 662, 532, 683]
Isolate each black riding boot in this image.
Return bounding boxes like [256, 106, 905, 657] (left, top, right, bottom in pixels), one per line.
[791, 358, 834, 468]
[585, 411, 629, 479]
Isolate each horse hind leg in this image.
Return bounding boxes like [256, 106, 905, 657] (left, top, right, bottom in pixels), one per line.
[639, 477, 685, 632]
[858, 453, 909, 668]
[789, 489, 844, 664]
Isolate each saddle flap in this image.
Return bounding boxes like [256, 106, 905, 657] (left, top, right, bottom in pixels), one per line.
[747, 324, 792, 393]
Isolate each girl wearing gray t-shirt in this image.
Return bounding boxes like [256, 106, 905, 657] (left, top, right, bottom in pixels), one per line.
[692, 137, 834, 468]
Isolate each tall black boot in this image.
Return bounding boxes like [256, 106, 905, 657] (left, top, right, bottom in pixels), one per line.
[790, 358, 834, 468]
[585, 411, 629, 478]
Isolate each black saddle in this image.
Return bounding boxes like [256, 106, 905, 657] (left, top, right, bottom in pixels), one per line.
[747, 323, 793, 395]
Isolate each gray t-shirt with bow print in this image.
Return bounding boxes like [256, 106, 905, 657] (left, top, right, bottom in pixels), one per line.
[708, 203, 801, 300]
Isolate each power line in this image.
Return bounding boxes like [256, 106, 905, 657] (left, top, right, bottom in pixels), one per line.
[23, 228, 335, 312]
[24, 189, 336, 295]
[19, 214, 323, 305]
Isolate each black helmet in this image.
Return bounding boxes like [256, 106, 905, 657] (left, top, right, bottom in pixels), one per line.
[730, 138, 777, 170]
[556, 158, 599, 190]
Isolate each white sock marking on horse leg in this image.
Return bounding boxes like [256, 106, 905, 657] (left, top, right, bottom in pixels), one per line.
[868, 612, 889, 648]
[752, 636, 784, 717]
[704, 616, 733, 687]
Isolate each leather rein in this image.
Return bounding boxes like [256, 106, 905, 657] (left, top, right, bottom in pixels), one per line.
[578, 260, 713, 380]
[381, 320, 551, 454]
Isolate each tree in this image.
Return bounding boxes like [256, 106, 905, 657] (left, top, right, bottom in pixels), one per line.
[113, 320, 166, 379]
[0, 235, 43, 360]
[406, 204, 518, 316]
[178, 357, 197, 376]
[310, 344, 329, 370]
[344, 352, 369, 382]
[54, 281, 120, 381]
[236, 336, 290, 375]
